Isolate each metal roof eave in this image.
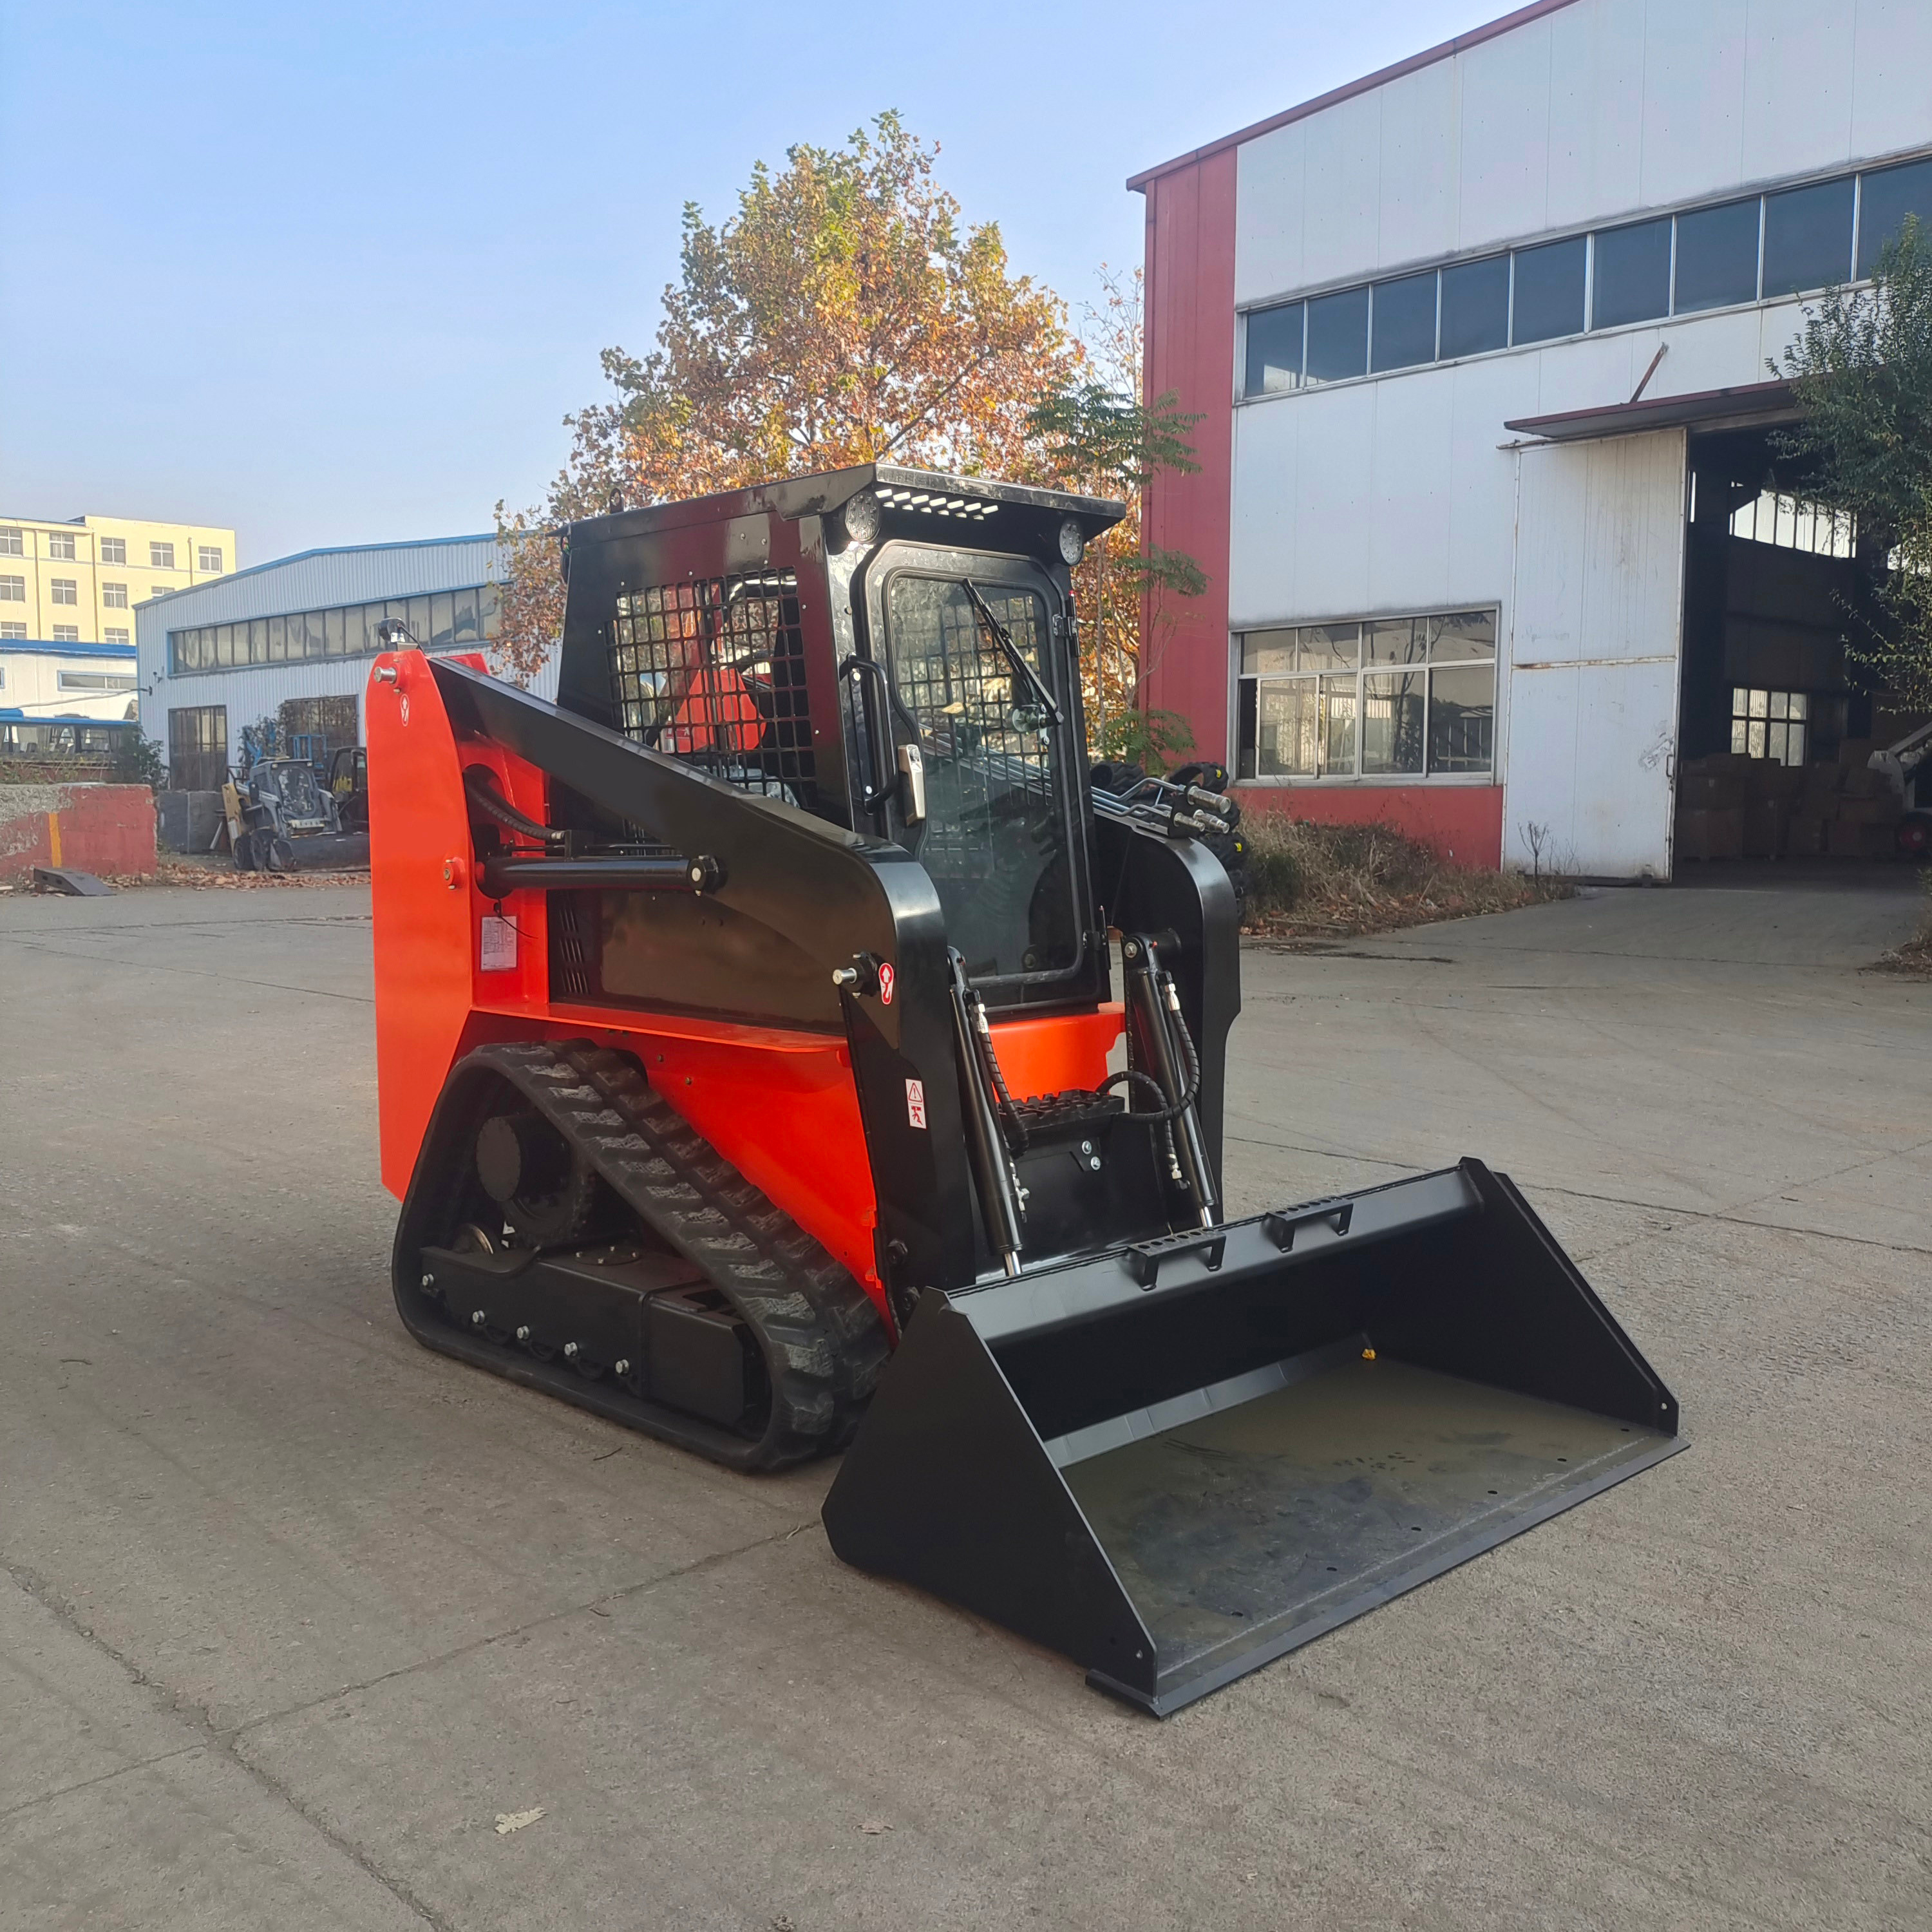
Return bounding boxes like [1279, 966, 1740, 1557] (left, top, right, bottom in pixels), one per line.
[1503, 377, 1801, 443]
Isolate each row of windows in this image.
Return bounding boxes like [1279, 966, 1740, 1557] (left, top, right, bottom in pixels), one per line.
[168, 583, 501, 674]
[57, 670, 136, 694]
[0, 530, 220, 571]
[1235, 610, 1497, 781]
[0, 623, 133, 647]
[1, 574, 175, 605]
[1244, 153, 1932, 395]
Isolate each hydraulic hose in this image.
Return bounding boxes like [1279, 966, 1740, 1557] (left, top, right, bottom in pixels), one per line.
[463, 764, 567, 848]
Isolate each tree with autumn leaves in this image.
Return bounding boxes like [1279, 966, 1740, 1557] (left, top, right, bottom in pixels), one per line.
[495, 114, 1202, 765]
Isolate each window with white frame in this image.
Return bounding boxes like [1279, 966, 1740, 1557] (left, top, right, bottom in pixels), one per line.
[48, 531, 76, 560]
[0, 528, 22, 557]
[50, 578, 78, 605]
[197, 545, 223, 573]
[150, 541, 176, 569]
[1730, 688, 1808, 764]
[104, 626, 129, 645]
[59, 670, 136, 693]
[52, 624, 80, 643]
[0, 575, 24, 601]
[99, 536, 126, 564]
[102, 582, 128, 607]
[0, 622, 24, 641]
[1236, 610, 1497, 781]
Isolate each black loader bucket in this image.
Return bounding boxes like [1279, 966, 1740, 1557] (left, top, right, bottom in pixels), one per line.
[823, 1160, 1683, 1715]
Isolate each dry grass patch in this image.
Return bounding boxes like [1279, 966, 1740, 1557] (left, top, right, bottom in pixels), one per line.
[1871, 874, 1932, 976]
[1241, 814, 1570, 942]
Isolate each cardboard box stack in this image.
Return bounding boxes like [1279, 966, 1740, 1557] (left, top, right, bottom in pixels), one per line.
[1832, 738, 1902, 856]
[1680, 738, 1902, 862]
[1674, 753, 1750, 861]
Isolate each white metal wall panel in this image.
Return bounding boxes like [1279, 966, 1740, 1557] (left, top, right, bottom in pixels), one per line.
[1852, 0, 1932, 162]
[1235, 122, 1307, 306]
[1544, 0, 1647, 232]
[1300, 92, 1384, 292]
[1231, 0, 1932, 305]
[1455, 18, 1559, 246]
[1740, 0, 1859, 185]
[1376, 60, 1461, 270]
[1503, 431, 1686, 877]
[1637, 0, 1750, 207]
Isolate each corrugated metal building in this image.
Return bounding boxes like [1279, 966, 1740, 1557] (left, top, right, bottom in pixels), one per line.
[1133, 0, 1932, 876]
[135, 535, 555, 788]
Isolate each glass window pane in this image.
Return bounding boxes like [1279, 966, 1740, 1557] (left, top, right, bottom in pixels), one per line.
[1730, 719, 1749, 753]
[1428, 664, 1495, 773]
[407, 595, 433, 647]
[1747, 719, 1767, 757]
[1425, 610, 1497, 661]
[1768, 691, 1788, 719]
[1593, 217, 1672, 328]
[1370, 272, 1436, 372]
[1241, 629, 1294, 675]
[341, 604, 368, 656]
[1763, 176, 1853, 296]
[267, 614, 287, 661]
[1256, 678, 1320, 777]
[1305, 286, 1368, 383]
[1511, 236, 1586, 344]
[1320, 674, 1357, 775]
[480, 583, 502, 639]
[1297, 623, 1358, 670]
[1362, 670, 1425, 774]
[1675, 198, 1760, 312]
[1439, 255, 1510, 358]
[248, 619, 267, 665]
[1364, 619, 1423, 665]
[430, 591, 456, 648]
[1790, 692, 1808, 719]
[1858, 157, 1932, 278]
[325, 608, 347, 656]
[1245, 303, 1304, 395]
[216, 624, 235, 667]
[1748, 688, 1768, 717]
[452, 586, 480, 643]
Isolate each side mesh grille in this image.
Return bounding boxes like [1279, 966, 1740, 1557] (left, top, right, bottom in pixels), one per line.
[609, 572, 816, 806]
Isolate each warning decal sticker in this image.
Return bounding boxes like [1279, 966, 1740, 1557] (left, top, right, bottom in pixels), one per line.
[877, 960, 895, 1006]
[480, 914, 518, 973]
[905, 1078, 927, 1129]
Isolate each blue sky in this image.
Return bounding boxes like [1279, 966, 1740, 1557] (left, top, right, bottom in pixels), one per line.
[1, 1, 1498, 563]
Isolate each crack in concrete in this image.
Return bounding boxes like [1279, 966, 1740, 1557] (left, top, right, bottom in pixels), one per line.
[0, 1555, 455, 1930]
[0, 934, 375, 1004]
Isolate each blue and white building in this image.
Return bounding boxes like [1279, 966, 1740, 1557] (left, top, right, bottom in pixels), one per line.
[134, 535, 542, 790]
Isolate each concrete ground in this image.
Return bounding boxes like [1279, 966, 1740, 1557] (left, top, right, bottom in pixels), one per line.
[0, 874, 1926, 1931]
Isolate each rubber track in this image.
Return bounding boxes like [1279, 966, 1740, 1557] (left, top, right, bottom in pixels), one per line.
[468, 1040, 888, 1466]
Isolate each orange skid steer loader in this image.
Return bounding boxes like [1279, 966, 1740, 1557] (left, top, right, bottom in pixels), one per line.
[368, 468, 1682, 1715]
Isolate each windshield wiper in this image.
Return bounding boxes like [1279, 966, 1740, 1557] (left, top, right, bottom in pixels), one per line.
[962, 580, 1062, 728]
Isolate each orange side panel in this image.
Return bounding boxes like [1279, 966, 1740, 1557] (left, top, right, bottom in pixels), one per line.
[987, 1004, 1125, 1101]
[368, 652, 484, 1199]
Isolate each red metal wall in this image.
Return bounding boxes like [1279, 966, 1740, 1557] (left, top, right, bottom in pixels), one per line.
[1240, 784, 1505, 867]
[1141, 150, 1237, 768]
[0, 784, 157, 882]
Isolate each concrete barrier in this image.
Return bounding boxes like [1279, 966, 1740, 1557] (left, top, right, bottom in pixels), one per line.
[0, 783, 158, 884]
